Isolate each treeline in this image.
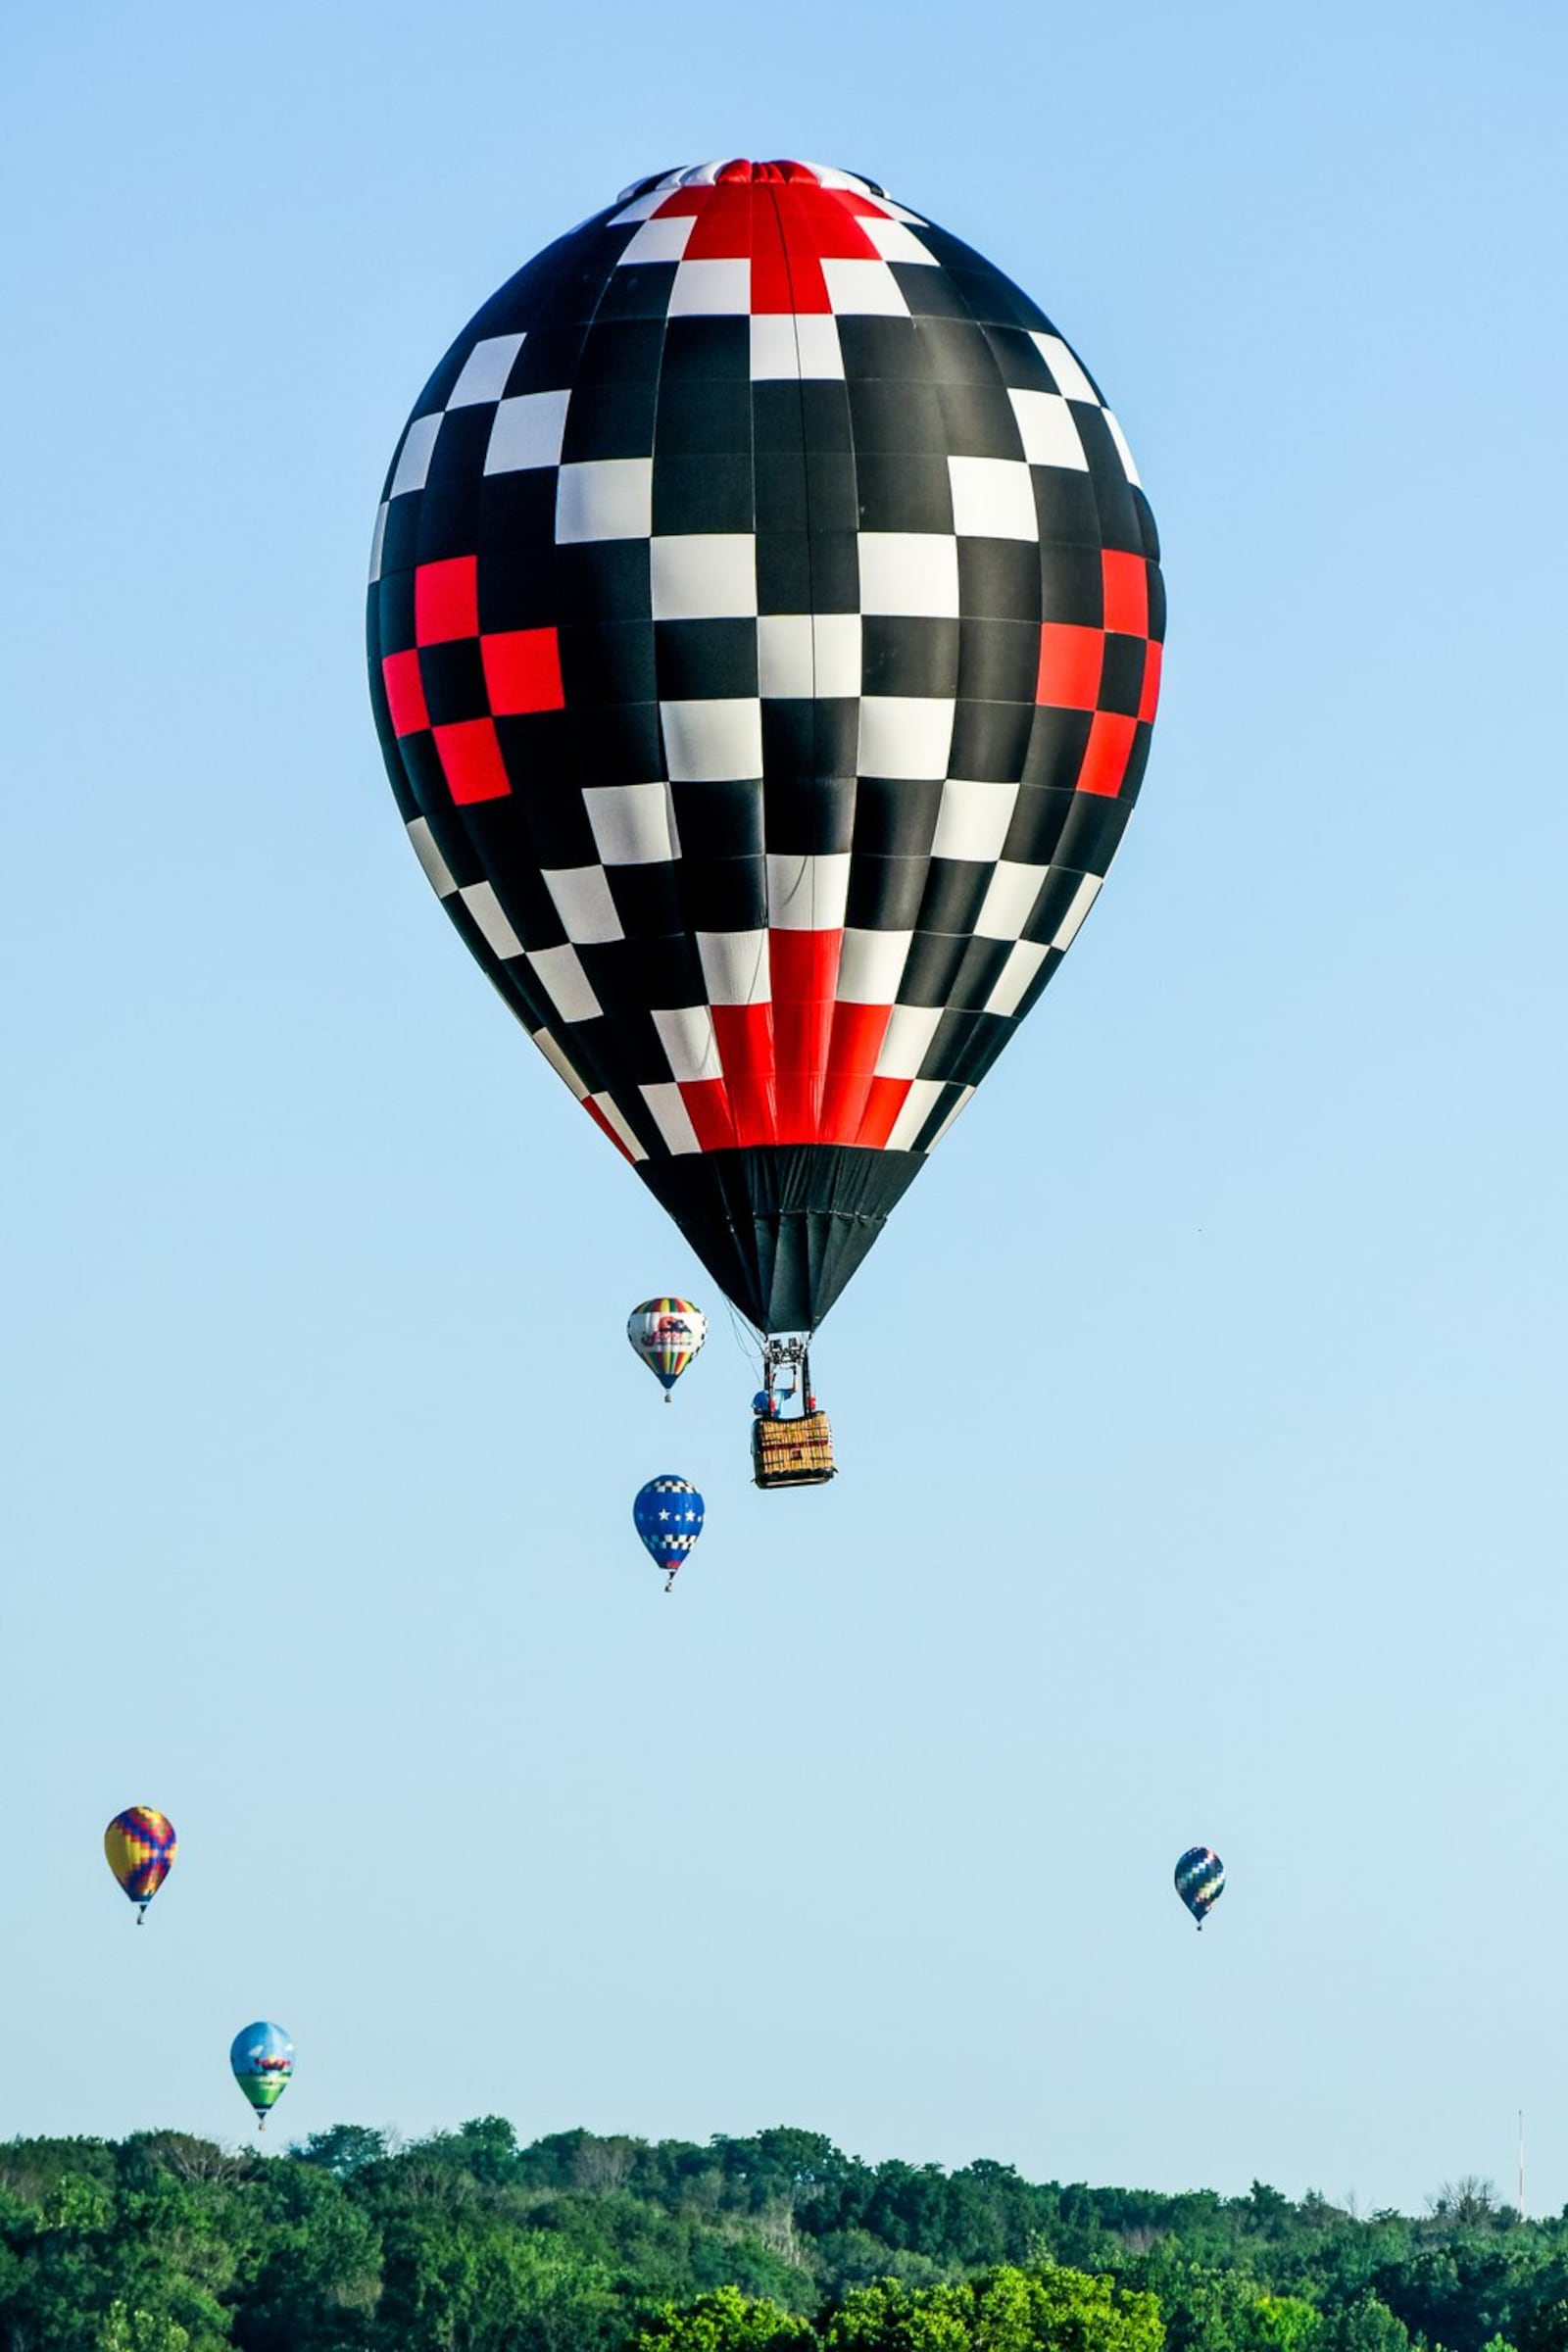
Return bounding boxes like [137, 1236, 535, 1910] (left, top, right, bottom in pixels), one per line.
[2, 2119, 1568, 2352]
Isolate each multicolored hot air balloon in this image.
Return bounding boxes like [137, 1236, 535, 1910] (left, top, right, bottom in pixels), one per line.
[230, 2022, 294, 2129]
[104, 1806, 177, 1924]
[633, 1475, 706, 1591]
[627, 1297, 708, 1397]
[368, 158, 1162, 1359]
[1174, 1846, 1225, 1930]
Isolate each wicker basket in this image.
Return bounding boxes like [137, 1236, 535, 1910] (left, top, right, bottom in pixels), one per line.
[752, 1409, 837, 1489]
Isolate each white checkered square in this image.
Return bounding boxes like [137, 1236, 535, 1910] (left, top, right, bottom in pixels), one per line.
[1006, 389, 1089, 471]
[821, 258, 908, 315]
[616, 215, 697, 265]
[875, 1004, 943, 1079]
[639, 1081, 703, 1153]
[543, 865, 625, 945]
[449, 333, 525, 408]
[886, 1076, 947, 1152]
[749, 315, 845, 379]
[651, 534, 758, 619]
[924, 1084, 976, 1150]
[608, 189, 668, 224]
[931, 779, 1019, 863]
[556, 459, 654, 542]
[974, 861, 1046, 942]
[766, 853, 853, 931]
[1103, 411, 1142, 485]
[858, 532, 959, 616]
[407, 815, 457, 897]
[757, 613, 861, 699]
[836, 928, 912, 1004]
[696, 930, 770, 1005]
[984, 940, 1048, 1016]
[389, 413, 441, 498]
[652, 1004, 722, 1082]
[662, 699, 763, 782]
[527, 944, 601, 1023]
[857, 218, 937, 265]
[669, 258, 751, 315]
[486, 389, 571, 474]
[368, 502, 389, 584]
[459, 882, 523, 959]
[1030, 331, 1098, 404]
[948, 457, 1039, 540]
[858, 696, 956, 780]
[1051, 872, 1102, 949]
[583, 781, 679, 865]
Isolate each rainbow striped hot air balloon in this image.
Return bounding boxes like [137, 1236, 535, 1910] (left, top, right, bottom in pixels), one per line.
[230, 2021, 294, 2130]
[627, 1298, 708, 1398]
[104, 1806, 177, 1924]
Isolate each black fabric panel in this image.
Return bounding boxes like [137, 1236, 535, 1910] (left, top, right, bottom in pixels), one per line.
[636, 1147, 925, 1332]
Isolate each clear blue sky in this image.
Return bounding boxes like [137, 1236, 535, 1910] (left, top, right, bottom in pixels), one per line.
[3, 1, 1564, 2213]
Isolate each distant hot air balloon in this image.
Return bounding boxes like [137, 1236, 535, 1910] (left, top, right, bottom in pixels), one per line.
[367, 158, 1164, 1412]
[104, 1806, 177, 1924]
[230, 2022, 293, 2129]
[627, 1297, 708, 1397]
[1174, 1846, 1225, 1930]
[633, 1475, 706, 1592]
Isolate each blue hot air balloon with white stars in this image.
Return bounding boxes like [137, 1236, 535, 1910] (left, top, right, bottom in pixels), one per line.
[633, 1476, 706, 1592]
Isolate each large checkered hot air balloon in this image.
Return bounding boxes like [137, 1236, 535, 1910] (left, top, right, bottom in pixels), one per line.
[368, 159, 1162, 1348]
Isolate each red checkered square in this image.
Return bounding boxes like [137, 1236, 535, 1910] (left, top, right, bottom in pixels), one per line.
[682, 183, 757, 260]
[381, 649, 429, 737]
[416, 557, 479, 646]
[1102, 549, 1149, 638]
[1138, 640, 1163, 724]
[482, 627, 564, 715]
[433, 718, 512, 805]
[1077, 711, 1138, 799]
[1037, 623, 1103, 711]
[676, 1079, 739, 1152]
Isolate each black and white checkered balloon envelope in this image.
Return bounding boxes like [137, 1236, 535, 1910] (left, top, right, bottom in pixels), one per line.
[368, 160, 1163, 1348]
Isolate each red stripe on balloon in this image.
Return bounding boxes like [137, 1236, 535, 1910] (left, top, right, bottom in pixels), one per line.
[710, 1004, 778, 1146]
[769, 929, 841, 1139]
[816, 1002, 894, 1145]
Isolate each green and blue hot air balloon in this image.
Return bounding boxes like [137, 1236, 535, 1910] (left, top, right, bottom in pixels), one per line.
[230, 2021, 294, 2129]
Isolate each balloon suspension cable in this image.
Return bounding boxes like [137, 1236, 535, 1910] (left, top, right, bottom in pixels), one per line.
[724, 1298, 763, 1367]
